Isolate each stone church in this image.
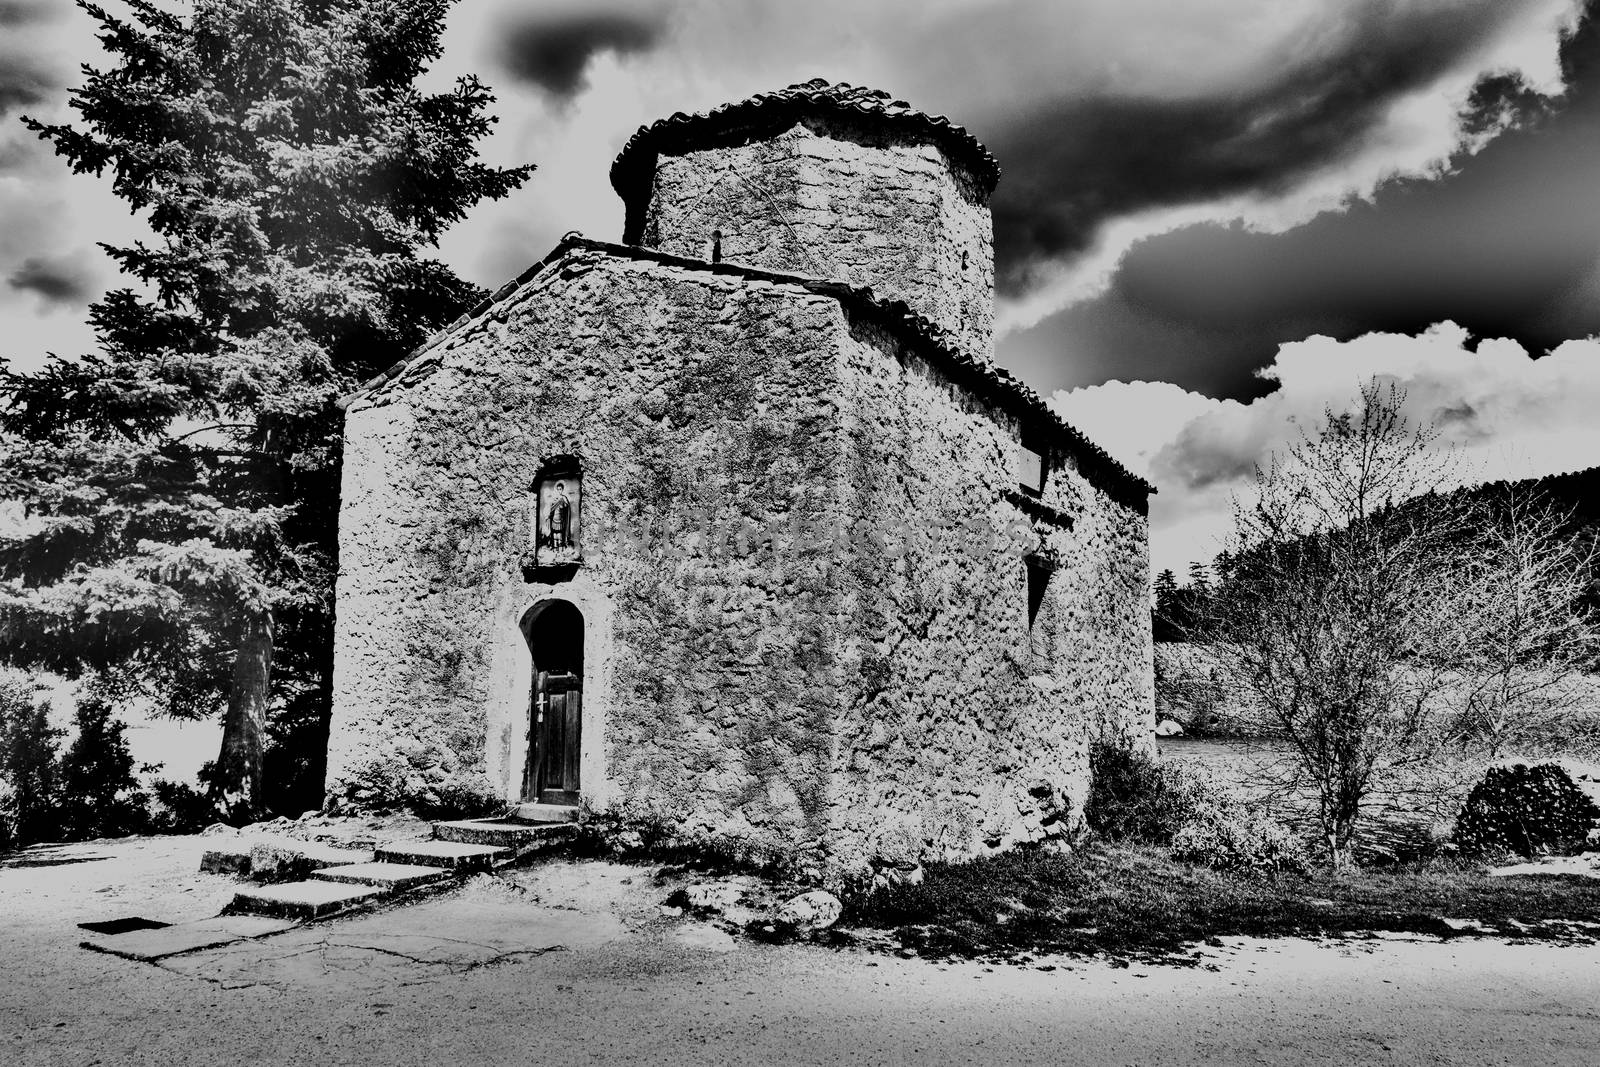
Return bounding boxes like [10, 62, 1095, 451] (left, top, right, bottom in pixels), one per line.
[326, 80, 1154, 883]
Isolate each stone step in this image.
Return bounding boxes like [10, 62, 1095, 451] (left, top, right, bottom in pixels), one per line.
[229, 880, 387, 920]
[432, 819, 580, 848]
[199, 836, 373, 879]
[510, 802, 583, 824]
[312, 862, 449, 892]
[374, 840, 508, 870]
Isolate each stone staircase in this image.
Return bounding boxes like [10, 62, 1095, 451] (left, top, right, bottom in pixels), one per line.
[223, 808, 581, 921]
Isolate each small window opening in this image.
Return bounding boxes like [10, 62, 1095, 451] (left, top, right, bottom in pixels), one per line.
[1016, 444, 1046, 496]
[1025, 555, 1052, 630]
[711, 229, 723, 264]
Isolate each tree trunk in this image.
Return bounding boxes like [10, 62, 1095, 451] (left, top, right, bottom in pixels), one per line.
[211, 611, 273, 823]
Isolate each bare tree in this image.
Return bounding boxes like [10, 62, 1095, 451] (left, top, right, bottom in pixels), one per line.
[1451, 491, 1598, 757]
[1207, 380, 1596, 866]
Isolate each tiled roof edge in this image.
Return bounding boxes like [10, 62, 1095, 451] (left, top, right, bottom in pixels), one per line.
[339, 234, 1154, 504]
[609, 79, 1001, 200]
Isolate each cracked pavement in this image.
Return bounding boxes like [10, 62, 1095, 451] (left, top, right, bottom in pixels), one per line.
[6, 834, 1600, 1065]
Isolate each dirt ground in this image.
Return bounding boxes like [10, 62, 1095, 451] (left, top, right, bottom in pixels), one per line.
[4, 834, 1600, 1066]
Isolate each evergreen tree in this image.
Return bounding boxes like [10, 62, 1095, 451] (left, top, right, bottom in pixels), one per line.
[56, 697, 151, 840]
[0, 0, 533, 820]
[1152, 568, 1181, 642]
[0, 672, 63, 847]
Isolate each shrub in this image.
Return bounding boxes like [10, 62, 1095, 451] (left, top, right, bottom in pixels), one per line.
[1453, 762, 1600, 858]
[54, 698, 155, 840]
[1086, 740, 1212, 845]
[1087, 740, 1306, 875]
[1, 678, 209, 847]
[1171, 805, 1306, 875]
[148, 779, 219, 834]
[331, 759, 505, 820]
[408, 781, 506, 822]
[0, 672, 64, 848]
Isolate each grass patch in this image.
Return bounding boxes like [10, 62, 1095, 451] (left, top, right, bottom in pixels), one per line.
[847, 843, 1600, 965]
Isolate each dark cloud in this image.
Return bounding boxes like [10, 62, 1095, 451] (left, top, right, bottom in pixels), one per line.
[983, 0, 1542, 298]
[0, 0, 64, 28]
[0, 50, 54, 115]
[1001, 3, 1600, 402]
[494, 4, 666, 97]
[7, 253, 97, 307]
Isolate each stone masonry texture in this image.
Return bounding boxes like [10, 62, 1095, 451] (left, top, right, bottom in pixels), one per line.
[328, 85, 1152, 887]
[637, 116, 995, 366]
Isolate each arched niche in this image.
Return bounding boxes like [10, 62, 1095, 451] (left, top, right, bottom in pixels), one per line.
[528, 454, 583, 573]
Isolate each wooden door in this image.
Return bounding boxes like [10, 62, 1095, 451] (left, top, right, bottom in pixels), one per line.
[528, 669, 581, 805]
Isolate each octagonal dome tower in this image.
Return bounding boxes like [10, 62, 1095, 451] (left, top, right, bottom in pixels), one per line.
[610, 79, 1000, 363]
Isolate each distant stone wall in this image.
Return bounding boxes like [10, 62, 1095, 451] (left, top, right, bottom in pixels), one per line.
[639, 116, 995, 365]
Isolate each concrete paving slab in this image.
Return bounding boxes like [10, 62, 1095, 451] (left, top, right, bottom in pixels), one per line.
[376, 840, 507, 869]
[81, 914, 298, 961]
[231, 879, 387, 919]
[312, 862, 449, 890]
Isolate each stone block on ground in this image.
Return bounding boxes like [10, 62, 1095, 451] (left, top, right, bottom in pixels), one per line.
[375, 840, 508, 870]
[199, 841, 252, 876]
[247, 838, 374, 882]
[312, 862, 450, 891]
[773, 889, 842, 933]
[673, 882, 747, 915]
[432, 819, 579, 848]
[230, 880, 387, 920]
[510, 803, 582, 824]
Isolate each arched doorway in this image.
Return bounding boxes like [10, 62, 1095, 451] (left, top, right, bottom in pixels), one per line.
[521, 600, 584, 805]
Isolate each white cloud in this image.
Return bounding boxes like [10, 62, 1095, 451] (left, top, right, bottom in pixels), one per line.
[416, 0, 1590, 328]
[2, 0, 1590, 380]
[1052, 323, 1600, 577]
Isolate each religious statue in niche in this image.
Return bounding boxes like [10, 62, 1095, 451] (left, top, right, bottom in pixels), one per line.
[531, 465, 582, 567]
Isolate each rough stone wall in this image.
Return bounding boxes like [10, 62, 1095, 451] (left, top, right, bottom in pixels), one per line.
[330, 252, 856, 860]
[329, 246, 1149, 885]
[639, 117, 995, 365]
[821, 314, 1153, 875]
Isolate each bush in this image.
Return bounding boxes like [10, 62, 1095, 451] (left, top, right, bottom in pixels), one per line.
[1086, 741, 1213, 845]
[148, 779, 219, 834]
[1171, 805, 1307, 875]
[1, 677, 205, 847]
[408, 781, 507, 822]
[0, 672, 64, 848]
[1453, 762, 1600, 858]
[1087, 740, 1305, 876]
[54, 698, 155, 840]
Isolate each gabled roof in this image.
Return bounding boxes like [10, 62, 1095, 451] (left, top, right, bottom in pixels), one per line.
[341, 235, 1153, 506]
[610, 79, 1002, 201]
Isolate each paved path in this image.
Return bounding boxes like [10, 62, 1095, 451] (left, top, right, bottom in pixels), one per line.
[5, 836, 1599, 1065]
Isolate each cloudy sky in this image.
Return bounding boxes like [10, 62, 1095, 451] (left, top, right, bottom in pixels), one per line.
[4, 0, 1599, 576]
